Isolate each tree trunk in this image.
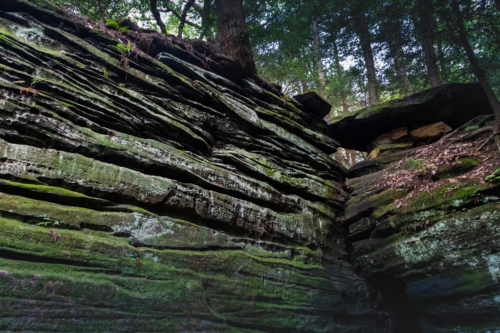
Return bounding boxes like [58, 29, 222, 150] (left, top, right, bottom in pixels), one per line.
[451, 0, 500, 148]
[419, 0, 441, 87]
[395, 45, 413, 95]
[178, 0, 195, 39]
[150, 0, 167, 34]
[356, 11, 378, 105]
[214, 0, 255, 76]
[333, 38, 349, 113]
[313, 20, 327, 99]
[350, 150, 357, 166]
[496, 0, 500, 11]
[301, 80, 308, 94]
[436, 34, 447, 83]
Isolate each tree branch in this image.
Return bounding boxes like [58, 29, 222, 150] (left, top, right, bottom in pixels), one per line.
[178, 0, 195, 38]
[192, 3, 204, 16]
[159, 7, 202, 30]
[150, 0, 167, 34]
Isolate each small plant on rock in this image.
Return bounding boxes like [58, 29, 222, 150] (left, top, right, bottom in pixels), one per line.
[111, 41, 132, 78]
[18, 76, 43, 97]
[105, 19, 130, 33]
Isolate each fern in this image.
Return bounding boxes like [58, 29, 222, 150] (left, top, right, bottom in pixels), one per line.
[111, 41, 132, 54]
[105, 19, 129, 33]
[36, 221, 52, 227]
[31, 75, 43, 86]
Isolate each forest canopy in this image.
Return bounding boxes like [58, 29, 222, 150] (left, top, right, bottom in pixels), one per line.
[51, 0, 500, 164]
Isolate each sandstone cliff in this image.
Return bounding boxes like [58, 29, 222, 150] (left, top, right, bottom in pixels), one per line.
[0, 1, 499, 332]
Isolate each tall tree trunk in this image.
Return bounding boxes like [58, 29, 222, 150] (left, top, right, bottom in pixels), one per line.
[150, 0, 167, 34]
[313, 21, 327, 99]
[496, 0, 500, 11]
[178, 0, 195, 38]
[433, 17, 448, 84]
[356, 11, 378, 105]
[436, 34, 447, 83]
[333, 38, 349, 113]
[395, 45, 413, 95]
[214, 0, 255, 76]
[384, 14, 413, 96]
[451, 0, 500, 149]
[419, 0, 441, 87]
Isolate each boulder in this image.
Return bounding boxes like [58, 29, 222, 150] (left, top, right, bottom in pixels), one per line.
[409, 121, 452, 142]
[327, 83, 493, 151]
[367, 127, 413, 151]
[293, 91, 332, 119]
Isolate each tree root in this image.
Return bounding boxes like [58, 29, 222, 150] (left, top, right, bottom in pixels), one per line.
[478, 130, 500, 150]
[448, 126, 492, 143]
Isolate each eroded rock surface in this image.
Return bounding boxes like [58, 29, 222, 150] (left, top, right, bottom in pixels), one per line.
[0, 1, 379, 332]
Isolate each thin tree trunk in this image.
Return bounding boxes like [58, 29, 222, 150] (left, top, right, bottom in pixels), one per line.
[395, 45, 413, 95]
[351, 150, 357, 166]
[301, 80, 308, 93]
[436, 34, 447, 83]
[419, 0, 441, 87]
[214, 0, 255, 76]
[386, 15, 413, 95]
[313, 21, 326, 98]
[333, 38, 349, 113]
[356, 11, 378, 105]
[178, 0, 195, 38]
[496, 0, 500, 11]
[451, 0, 500, 148]
[150, 0, 167, 34]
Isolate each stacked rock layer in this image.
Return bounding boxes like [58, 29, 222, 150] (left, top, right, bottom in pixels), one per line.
[0, 1, 378, 332]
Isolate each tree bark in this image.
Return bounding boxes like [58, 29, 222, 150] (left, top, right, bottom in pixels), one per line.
[150, 0, 167, 34]
[178, 0, 195, 39]
[451, 0, 500, 148]
[419, 0, 441, 87]
[214, 0, 255, 76]
[356, 11, 378, 105]
[313, 20, 327, 99]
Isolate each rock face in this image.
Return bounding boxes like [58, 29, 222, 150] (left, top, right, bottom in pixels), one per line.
[345, 115, 500, 332]
[1, 1, 499, 332]
[0, 1, 378, 332]
[327, 83, 493, 151]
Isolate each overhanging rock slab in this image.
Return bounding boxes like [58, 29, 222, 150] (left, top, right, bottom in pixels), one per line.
[327, 83, 493, 151]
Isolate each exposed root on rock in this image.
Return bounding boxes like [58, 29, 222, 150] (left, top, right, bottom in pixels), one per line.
[478, 130, 500, 151]
[448, 126, 492, 143]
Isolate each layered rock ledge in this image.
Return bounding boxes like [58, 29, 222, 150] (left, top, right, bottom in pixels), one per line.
[0, 1, 378, 332]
